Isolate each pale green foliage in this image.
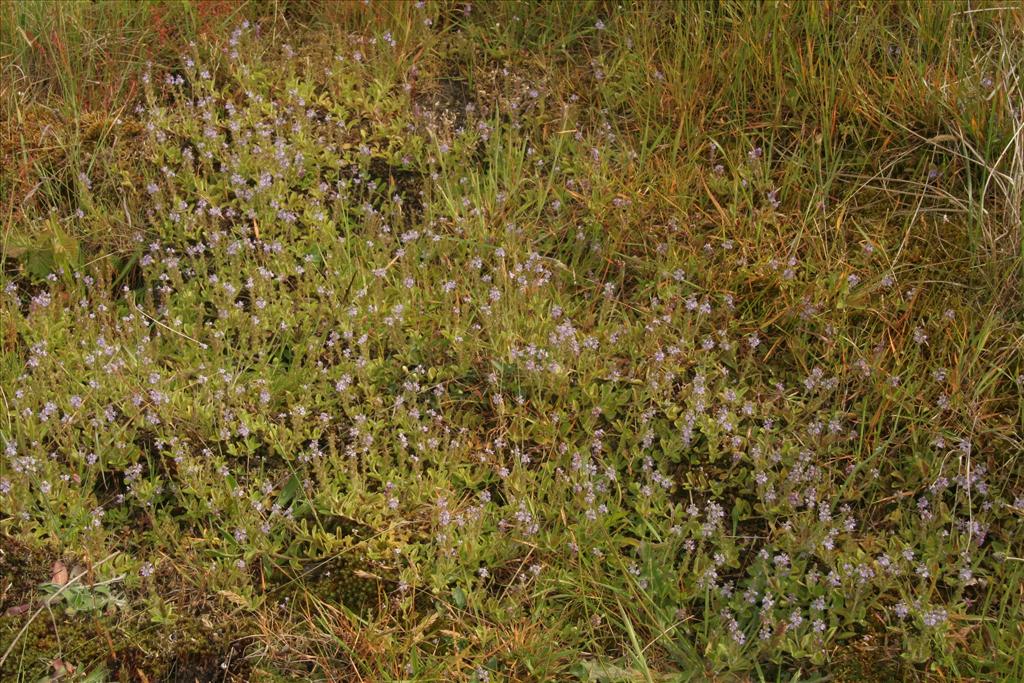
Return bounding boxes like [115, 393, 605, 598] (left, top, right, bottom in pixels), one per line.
[1, 2, 1022, 681]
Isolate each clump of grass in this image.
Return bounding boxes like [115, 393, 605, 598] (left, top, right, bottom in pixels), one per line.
[1, 2, 1023, 681]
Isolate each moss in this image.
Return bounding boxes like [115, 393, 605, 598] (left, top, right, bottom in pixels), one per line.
[0, 611, 251, 682]
[305, 559, 383, 614]
[0, 536, 52, 614]
[0, 613, 111, 680]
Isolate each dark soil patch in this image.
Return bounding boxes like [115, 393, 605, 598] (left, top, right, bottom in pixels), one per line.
[413, 61, 477, 131]
[160, 641, 249, 683]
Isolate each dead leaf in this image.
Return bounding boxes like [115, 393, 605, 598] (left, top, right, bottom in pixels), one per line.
[217, 590, 250, 608]
[4, 603, 30, 616]
[353, 569, 381, 580]
[51, 658, 75, 676]
[51, 560, 69, 586]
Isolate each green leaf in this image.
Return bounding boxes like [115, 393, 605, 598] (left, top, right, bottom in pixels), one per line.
[81, 666, 111, 683]
[278, 474, 301, 509]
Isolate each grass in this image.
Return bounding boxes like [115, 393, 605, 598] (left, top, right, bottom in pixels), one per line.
[1, 1, 1022, 680]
